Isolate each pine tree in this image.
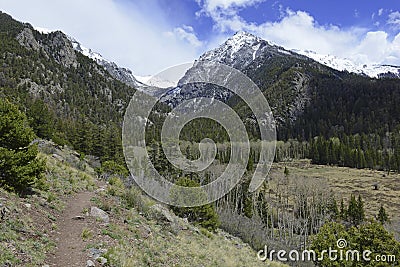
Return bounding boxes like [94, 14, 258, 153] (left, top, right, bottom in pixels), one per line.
[311, 221, 400, 267]
[171, 177, 220, 231]
[27, 99, 55, 140]
[347, 194, 365, 226]
[377, 205, 389, 224]
[356, 194, 365, 225]
[347, 195, 358, 225]
[0, 99, 45, 193]
[328, 197, 339, 219]
[243, 196, 253, 218]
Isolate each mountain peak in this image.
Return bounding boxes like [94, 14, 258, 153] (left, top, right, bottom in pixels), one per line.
[197, 31, 271, 69]
[227, 31, 264, 49]
[231, 30, 259, 40]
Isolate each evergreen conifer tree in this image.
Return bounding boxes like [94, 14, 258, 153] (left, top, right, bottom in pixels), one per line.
[0, 99, 45, 193]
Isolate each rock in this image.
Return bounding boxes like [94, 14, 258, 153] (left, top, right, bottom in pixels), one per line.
[0, 206, 10, 220]
[95, 186, 106, 193]
[235, 243, 243, 249]
[86, 260, 95, 267]
[139, 225, 152, 239]
[149, 204, 175, 222]
[97, 257, 108, 265]
[47, 31, 78, 68]
[88, 247, 107, 259]
[90, 207, 109, 223]
[149, 204, 198, 234]
[24, 203, 32, 209]
[52, 153, 64, 161]
[16, 28, 41, 51]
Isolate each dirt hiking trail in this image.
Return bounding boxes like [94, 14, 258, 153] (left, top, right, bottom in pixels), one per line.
[46, 190, 98, 267]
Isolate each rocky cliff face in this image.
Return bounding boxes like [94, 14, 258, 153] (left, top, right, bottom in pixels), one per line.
[16, 28, 41, 51]
[44, 31, 78, 68]
[17, 28, 78, 68]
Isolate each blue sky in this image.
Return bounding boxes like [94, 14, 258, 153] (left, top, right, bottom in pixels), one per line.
[1, 0, 399, 75]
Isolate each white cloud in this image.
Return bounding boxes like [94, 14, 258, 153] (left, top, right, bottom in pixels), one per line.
[388, 11, 400, 29]
[197, 0, 266, 13]
[378, 8, 384, 16]
[255, 10, 362, 57]
[165, 25, 204, 48]
[258, 11, 400, 66]
[0, 0, 203, 75]
[354, 31, 389, 63]
[196, 0, 267, 32]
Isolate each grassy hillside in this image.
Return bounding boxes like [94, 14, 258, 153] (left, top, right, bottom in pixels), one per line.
[0, 140, 287, 267]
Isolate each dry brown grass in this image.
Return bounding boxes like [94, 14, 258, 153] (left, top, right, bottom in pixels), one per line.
[270, 160, 400, 230]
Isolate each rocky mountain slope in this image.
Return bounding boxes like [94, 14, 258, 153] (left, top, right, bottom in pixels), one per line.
[159, 31, 400, 140]
[160, 31, 333, 129]
[66, 35, 149, 90]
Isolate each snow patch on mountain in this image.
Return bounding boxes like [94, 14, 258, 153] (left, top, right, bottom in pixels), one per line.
[34, 27, 54, 34]
[66, 36, 151, 90]
[67, 36, 104, 62]
[293, 49, 400, 78]
[200, 30, 400, 79]
[134, 75, 152, 85]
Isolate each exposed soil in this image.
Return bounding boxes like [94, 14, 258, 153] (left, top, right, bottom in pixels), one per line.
[46, 191, 96, 266]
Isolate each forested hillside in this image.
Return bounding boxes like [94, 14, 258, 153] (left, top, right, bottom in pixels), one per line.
[0, 11, 135, 163]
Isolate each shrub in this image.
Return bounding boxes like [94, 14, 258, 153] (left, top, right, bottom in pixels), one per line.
[98, 160, 129, 178]
[310, 221, 400, 267]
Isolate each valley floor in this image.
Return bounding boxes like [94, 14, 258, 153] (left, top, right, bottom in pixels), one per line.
[270, 160, 400, 238]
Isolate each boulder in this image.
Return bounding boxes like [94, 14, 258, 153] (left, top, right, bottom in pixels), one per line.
[90, 207, 109, 223]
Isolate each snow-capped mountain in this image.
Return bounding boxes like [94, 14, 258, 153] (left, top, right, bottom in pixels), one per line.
[166, 31, 312, 123]
[198, 31, 400, 79]
[199, 31, 267, 67]
[34, 26, 150, 90]
[293, 49, 400, 79]
[194, 31, 294, 70]
[68, 36, 150, 89]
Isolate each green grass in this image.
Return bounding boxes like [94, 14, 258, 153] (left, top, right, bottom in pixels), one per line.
[0, 142, 97, 266]
[81, 228, 93, 241]
[98, 201, 287, 267]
